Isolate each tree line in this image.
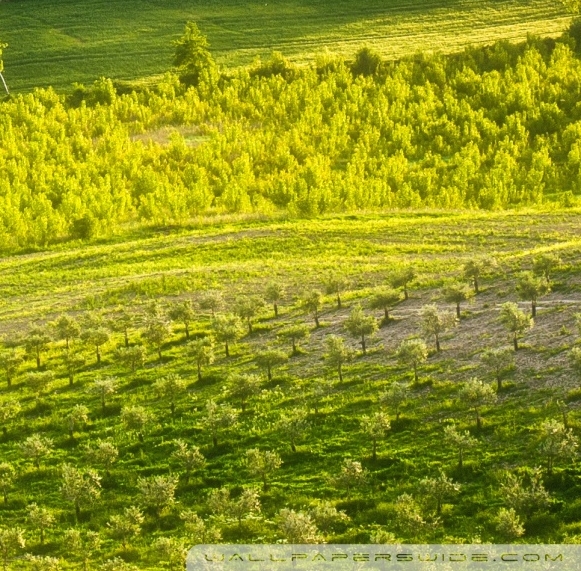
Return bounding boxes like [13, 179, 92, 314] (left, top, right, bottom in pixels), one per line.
[2, 25, 581, 248]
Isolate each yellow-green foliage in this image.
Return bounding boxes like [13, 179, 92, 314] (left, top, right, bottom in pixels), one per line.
[2, 34, 581, 248]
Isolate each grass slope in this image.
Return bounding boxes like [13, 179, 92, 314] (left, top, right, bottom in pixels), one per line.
[0, 0, 571, 92]
[3, 211, 581, 567]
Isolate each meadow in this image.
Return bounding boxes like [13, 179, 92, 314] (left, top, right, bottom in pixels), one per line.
[1, 211, 581, 568]
[0, 0, 571, 91]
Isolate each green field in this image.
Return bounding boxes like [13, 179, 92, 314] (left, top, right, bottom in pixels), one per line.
[2, 211, 581, 567]
[0, 0, 571, 91]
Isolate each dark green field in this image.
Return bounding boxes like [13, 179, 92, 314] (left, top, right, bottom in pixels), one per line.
[0, 0, 570, 91]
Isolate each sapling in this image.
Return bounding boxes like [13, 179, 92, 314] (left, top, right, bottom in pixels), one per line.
[189, 336, 214, 381]
[245, 449, 282, 491]
[324, 335, 353, 383]
[499, 302, 533, 350]
[344, 304, 378, 355]
[419, 304, 457, 352]
[360, 411, 391, 460]
[265, 282, 286, 317]
[396, 338, 428, 383]
[255, 349, 288, 381]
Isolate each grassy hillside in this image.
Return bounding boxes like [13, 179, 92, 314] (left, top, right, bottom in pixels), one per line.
[0, 0, 571, 91]
[2, 211, 581, 568]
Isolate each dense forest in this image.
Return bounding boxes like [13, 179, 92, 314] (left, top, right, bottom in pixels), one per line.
[2, 23, 581, 249]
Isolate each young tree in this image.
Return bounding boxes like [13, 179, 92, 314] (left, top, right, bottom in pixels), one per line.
[188, 336, 214, 381]
[0, 350, 22, 387]
[81, 327, 110, 366]
[309, 501, 350, 532]
[66, 404, 89, 439]
[25, 326, 51, 370]
[85, 440, 118, 477]
[152, 536, 186, 571]
[396, 338, 428, 383]
[255, 349, 288, 381]
[171, 439, 206, 483]
[114, 345, 145, 373]
[53, 315, 81, 354]
[172, 22, 217, 87]
[199, 290, 223, 318]
[495, 508, 525, 541]
[26, 503, 55, 545]
[277, 409, 309, 452]
[393, 493, 431, 535]
[89, 376, 117, 414]
[533, 253, 562, 284]
[234, 296, 265, 334]
[155, 373, 187, 418]
[481, 347, 514, 390]
[63, 529, 101, 571]
[180, 511, 222, 544]
[311, 378, 334, 414]
[324, 335, 353, 383]
[516, 271, 550, 317]
[168, 300, 196, 340]
[419, 304, 457, 352]
[107, 506, 144, 551]
[245, 448, 282, 491]
[228, 373, 261, 412]
[212, 314, 244, 357]
[463, 257, 496, 294]
[0, 399, 20, 437]
[108, 309, 136, 348]
[276, 509, 322, 543]
[142, 319, 171, 361]
[121, 405, 152, 442]
[390, 267, 416, 300]
[265, 282, 286, 317]
[538, 419, 578, 475]
[499, 302, 533, 350]
[19, 434, 53, 469]
[443, 282, 474, 318]
[418, 472, 460, 515]
[278, 323, 310, 355]
[26, 370, 55, 401]
[325, 274, 349, 309]
[344, 305, 378, 355]
[380, 381, 409, 421]
[369, 288, 402, 323]
[499, 468, 551, 517]
[0, 527, 25, 571]
[60, 464, 102, 521]
[458, 377, 496, 430]
[443, 424, 477, 470]
[458, 378, 497, 430]
[204, 400, 238, 447]
[0, 463, 14, 503]
[301, 290, 323, 327]
[332, 459, 366, 497]
[352, 46, 382, 75]
[361, 412, 391, 460]
[137, 474, 178, 519]
[64, 352, 85, 386]
[208, 487, 261, 530]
